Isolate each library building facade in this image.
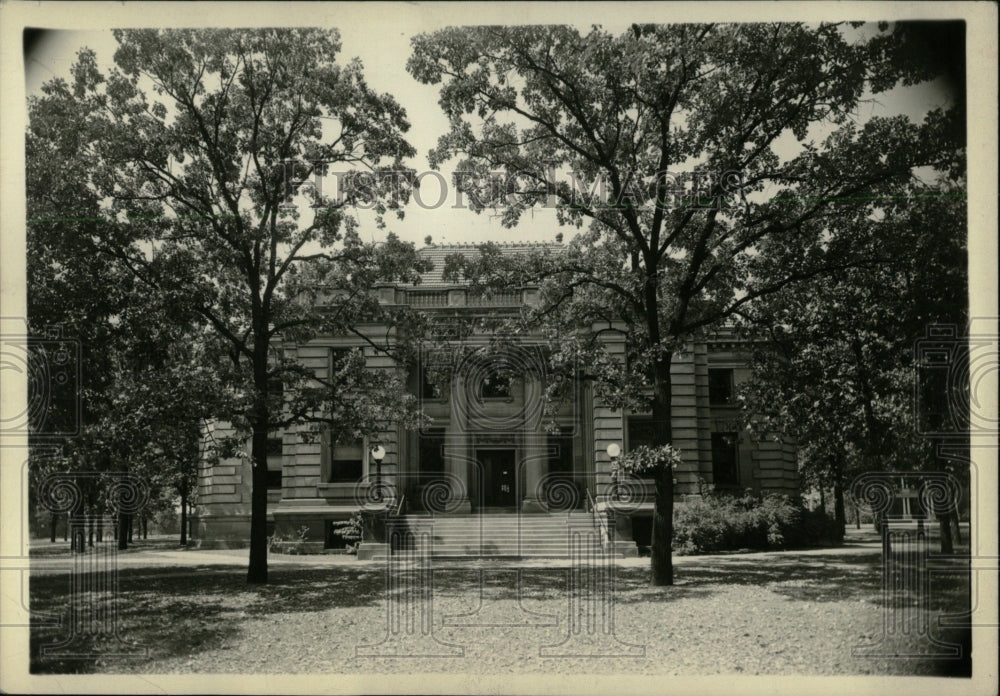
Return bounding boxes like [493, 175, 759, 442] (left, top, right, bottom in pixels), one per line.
[195, 244, 798, 556]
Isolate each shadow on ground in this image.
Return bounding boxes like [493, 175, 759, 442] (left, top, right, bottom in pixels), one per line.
[31, 546, 972, 676]
[30, 564, 385, 674]
[29, 537, 188, 557]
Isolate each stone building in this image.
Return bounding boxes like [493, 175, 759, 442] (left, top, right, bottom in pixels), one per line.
[195, 244, 798, 555]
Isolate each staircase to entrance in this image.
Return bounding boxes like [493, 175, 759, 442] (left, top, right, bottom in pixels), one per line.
[387, 512, 632, 559]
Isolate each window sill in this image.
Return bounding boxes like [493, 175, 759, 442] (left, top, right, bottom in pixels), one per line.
[319, 482, 368, 491]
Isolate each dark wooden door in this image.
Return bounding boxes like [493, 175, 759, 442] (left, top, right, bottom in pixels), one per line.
[477, 449, 516, 508]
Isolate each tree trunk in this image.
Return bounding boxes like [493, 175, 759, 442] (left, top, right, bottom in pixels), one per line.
[87, 516, 94, 547]
[248, 428, 270, 583]
[127, 515, 134, 543]
[649, 354, 674, 586]
[118, 513, 129, 551]
[71, 497, 84, 553]
[938, 514, 954, 554]
[180, 485, 188, 547]
[247, 329, 271, 584]
[72, 524, 85, 553]
[63, 514, 68, 542]
[50, 513, 57, 543]
[142, 515, 148, 540]
[833, 476, 846, 543]
[819, 485, 826, 514]
[950, 508, 962, 546]
[855, 499, 861, 529]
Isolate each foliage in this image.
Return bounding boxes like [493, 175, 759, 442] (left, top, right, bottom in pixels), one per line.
[616, 444, 683, 476]
[738, 182, 968, 536]
[672, 492, 838, 555]
[409, 22, 963, 584]
[268, 525, 313, 555]
[26, 97, 224, 549]
[28, 29, 431, 582]
[330, 511, 364, 554]
[151, 506, 180, 535]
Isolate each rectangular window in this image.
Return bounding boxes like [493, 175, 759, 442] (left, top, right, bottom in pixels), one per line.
[708, 368, 735, 405]
[266, 436, 283, 457]
[268, 377, 284, 398]
[323, 431, 365, 483]
[548, 428, 574, 473]
[480, 371, 511, 399]
[626, 417, 657, 451]
[418, 428, 446, 474]
[330, 347, 363, 382]
[711, 432, 739, 488]
[266, 469, 282, 490]
[420, 364, 442, 400]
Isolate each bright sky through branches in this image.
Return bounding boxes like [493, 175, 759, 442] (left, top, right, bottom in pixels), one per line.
[25, 24, 955, 249]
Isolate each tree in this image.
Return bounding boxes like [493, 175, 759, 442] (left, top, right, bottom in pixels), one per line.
[28, 29, 431, 582]
[28, 83, 229, 551]
[101, 319, 229, 548]
[740, 182, 968, 549]
[27, 59, 142, 551]
[408, 23, 963, 584]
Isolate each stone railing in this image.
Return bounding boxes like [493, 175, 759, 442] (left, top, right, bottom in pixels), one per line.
[297, 285, 536, 309]
[406, 290, 450, 308]
[403, 288, 526, 308]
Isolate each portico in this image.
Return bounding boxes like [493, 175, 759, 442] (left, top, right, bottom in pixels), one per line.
[412, 350, 583, 514]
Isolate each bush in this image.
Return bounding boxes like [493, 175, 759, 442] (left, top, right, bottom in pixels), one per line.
[330, 512, 363, 554]
[795, 506, 842, 547]
[672, 491, 837, 555]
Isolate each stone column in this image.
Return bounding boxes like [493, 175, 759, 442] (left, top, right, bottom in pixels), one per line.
[520, 373, 548, 513]
[443, 372, 472, 513]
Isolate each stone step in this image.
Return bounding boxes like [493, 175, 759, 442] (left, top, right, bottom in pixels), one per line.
[418, 529, 596, 533]
[375, 512, 615, 559]
[399, 521, 597, 528]
[422, 541, 601, 547]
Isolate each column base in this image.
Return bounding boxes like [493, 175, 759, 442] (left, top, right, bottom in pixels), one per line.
[446, 498, 473, 514]
[520, 498, 549, 514]
[357, 542, 389, 560]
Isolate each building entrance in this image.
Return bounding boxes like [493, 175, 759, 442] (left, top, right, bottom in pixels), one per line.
[476, 449, 517, 509]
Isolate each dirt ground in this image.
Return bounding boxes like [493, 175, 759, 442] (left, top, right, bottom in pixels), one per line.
[27, 528, 973, 677]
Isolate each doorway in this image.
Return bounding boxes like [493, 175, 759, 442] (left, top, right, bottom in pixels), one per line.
[476, 449, 517, 509]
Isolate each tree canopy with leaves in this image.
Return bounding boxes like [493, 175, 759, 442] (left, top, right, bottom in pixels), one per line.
[739, 181, 968, 546]
[28, 28, 431, 582]
[408, 22, 964, 585]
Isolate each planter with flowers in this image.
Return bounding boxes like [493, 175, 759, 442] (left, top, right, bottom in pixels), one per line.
[606, 444, 683, 512]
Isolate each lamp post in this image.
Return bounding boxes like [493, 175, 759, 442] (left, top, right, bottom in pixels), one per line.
[606, 443, 621, 502]
[371, 445, 386, 500]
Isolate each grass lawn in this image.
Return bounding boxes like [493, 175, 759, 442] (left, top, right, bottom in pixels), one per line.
[28, 530, 972, 676]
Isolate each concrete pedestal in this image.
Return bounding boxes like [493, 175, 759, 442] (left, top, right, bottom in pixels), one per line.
[356, 542, 389, 560]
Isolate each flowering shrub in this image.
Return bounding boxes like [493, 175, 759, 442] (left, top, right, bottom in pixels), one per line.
[268, 524, 311, 554]
[330, 512, 363, 554]
[616, 444, 683, 476]
[672, 492, 838, 555]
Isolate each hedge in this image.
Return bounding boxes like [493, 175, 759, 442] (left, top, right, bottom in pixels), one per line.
[672, 491, 840, 555]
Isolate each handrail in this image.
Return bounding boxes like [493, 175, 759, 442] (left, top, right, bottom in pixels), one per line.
[585, 487, 611, 545]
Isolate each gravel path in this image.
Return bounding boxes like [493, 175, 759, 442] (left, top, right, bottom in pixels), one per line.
[29, 531, 972, 677]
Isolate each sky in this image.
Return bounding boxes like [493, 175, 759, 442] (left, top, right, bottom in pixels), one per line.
[23, 22, 957, 249]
